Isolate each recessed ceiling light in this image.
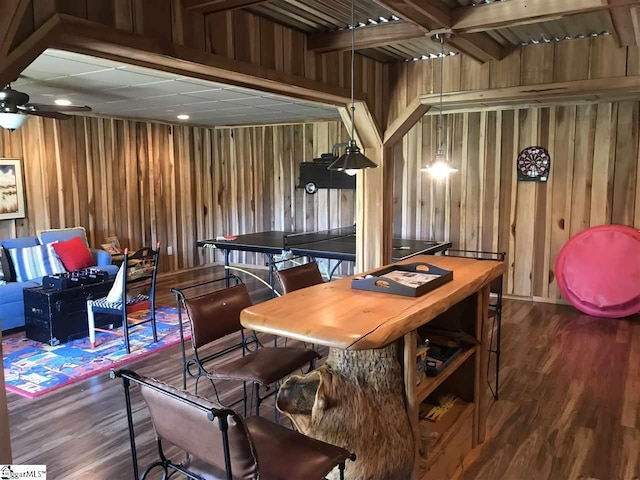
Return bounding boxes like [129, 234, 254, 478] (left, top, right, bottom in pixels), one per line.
[177, 114, 190, 120]
[54, 99, 72, 106]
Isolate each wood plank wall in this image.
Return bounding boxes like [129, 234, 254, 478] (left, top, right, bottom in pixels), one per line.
[10, 0, 387, 126]
[387, 36, 640, 127]
[394, 102, 640, 300]
[0, 116, 352, 274]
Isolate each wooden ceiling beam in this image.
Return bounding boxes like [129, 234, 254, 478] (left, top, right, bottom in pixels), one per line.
[384, 97, 430, 145]
[419, 75, 640, 109]
[308, 21, 427, 53]
[608, 6, 640, 46]
[451, 0, 640, 33]
[182, 0, 269, 13]
[375, 0, 506, 62]
[51, 14, 360, 107]
[0, 0, 31, 57]
[0, 15, 63, 88]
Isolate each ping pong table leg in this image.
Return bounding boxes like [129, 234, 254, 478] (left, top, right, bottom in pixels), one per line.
[266, 253, 279, 347]
[267, 254, 276, 298]
[225, 250, 231, 288]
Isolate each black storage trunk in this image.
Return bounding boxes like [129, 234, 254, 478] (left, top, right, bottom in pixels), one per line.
[24, 281, 118, 346]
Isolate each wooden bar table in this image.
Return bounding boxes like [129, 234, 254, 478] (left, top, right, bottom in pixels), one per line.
[241, 255, 504, 480]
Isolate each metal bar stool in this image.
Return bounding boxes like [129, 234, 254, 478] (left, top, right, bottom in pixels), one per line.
[444, 249, 506, 400]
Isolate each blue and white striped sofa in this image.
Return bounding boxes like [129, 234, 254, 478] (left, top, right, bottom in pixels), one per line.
[0, 230, 119, 331]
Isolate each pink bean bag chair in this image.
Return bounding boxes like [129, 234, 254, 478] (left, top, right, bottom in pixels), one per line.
[555, 225, 640, 318]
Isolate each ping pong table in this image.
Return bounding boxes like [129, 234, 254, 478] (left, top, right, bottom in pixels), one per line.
[197, 226, 451, 292]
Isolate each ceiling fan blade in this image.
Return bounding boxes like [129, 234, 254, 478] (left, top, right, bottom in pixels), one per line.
[24, 103, 92, 112]
[27, 110, 72, 120]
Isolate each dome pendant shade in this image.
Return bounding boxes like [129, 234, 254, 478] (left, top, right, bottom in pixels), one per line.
[328, 140, 377, 174]
[0, 113, 28, 131]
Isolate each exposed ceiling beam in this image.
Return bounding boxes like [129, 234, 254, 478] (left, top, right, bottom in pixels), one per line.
[375, 0, 450, 30]
[451, 0, 640, 33]
[383, 97, 430, 145]
[608, 6, 640, 46]
[0, 15, 63, 88]
[419, 75, 640, 110]
[51, 15, 359, 107]
[0, 0, 30, 57]
[374, 0, 506, 62]
[308, 21, 427, 53]
[182, 0, 269, 13]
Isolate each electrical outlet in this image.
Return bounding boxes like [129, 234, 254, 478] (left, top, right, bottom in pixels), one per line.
[167, 245, 173, 256]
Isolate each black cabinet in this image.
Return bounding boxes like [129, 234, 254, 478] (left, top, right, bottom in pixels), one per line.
[24, 281, 119, 346]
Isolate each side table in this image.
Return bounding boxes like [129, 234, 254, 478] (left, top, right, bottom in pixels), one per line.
[24, 279, 118, 346]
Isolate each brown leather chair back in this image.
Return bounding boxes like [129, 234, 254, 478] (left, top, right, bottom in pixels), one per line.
[278, 262, 324, 294]
[140, 377, 259, 479]
[184, 284, 253, 349]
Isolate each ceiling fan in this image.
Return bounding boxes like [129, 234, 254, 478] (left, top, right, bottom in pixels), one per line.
[0, 84, 92, 131]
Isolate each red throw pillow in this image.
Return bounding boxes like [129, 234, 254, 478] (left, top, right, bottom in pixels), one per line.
[51, 236, 95, 271]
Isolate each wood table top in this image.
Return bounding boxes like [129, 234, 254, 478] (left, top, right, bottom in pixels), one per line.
[240, 255, 505, 350]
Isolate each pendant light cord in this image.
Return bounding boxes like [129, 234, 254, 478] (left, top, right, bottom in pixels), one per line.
[438, 34, 444, 155]
[350, 0, 355, 143]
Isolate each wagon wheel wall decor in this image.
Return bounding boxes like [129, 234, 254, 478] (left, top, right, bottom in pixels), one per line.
[517, 146, 551, 182]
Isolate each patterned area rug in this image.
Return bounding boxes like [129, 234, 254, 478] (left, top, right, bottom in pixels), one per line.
[3, 306, 190, 399]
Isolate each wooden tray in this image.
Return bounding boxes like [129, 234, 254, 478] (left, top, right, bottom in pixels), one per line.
[351, 262, 453, 297]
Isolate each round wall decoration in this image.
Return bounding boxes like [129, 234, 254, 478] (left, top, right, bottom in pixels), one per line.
[516, 146, 550, 182]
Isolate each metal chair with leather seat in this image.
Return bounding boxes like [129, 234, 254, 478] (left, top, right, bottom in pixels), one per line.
[113, 369, 355, 480]
[277, 261, 324, 294]
[443, 249, 505, 400]
[181, 283, 320, 416]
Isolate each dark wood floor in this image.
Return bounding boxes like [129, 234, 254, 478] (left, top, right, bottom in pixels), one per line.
[5, 265, 640, 479]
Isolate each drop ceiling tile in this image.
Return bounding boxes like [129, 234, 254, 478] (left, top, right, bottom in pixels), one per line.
[29, 75, 119, 91]
[133, 80, 219, 94]
[20, 48, 339, 127]
[183, 89, 255, 101]
[78, 68, 171, 86]
[27, 56, 114, 77]
[45, 49, 124, 68]
[220, 96, 294, 107]
[102, 85, 181, 100]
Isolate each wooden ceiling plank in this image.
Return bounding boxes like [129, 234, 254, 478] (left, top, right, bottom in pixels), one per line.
[308, 21, 427, 53]
[182, 0, 270, 14]
[452, 0, 640, 33]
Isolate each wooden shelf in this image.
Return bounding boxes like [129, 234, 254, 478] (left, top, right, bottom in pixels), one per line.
[416, 347, 476, 403]
[419, 399, 475, 480]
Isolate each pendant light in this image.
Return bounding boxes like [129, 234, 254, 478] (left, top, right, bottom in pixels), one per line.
[328, 0, 377, 176]
[422, 33, 458, 179]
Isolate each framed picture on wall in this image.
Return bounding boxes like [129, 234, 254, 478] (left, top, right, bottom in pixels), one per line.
[0, 158, 26, 220]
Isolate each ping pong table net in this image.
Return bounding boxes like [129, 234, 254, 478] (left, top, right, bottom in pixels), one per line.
[283, 225, 356, 249]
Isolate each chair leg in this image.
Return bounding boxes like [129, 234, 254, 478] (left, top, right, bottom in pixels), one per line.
[87, 300, 96, 348]
[123, 312, 131, 354]
[243, 381, 248, 417]
[495, 308, 502, 400]
[338, 462, 346, 480]
[255, 383, 261, 416]
[151, 302, 158, 343]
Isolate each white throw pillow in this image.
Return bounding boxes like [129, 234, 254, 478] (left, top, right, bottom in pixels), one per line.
[106, 263, 125, 304]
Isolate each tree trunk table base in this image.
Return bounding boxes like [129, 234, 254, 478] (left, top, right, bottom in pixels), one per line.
[277, 343, 414, 480]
